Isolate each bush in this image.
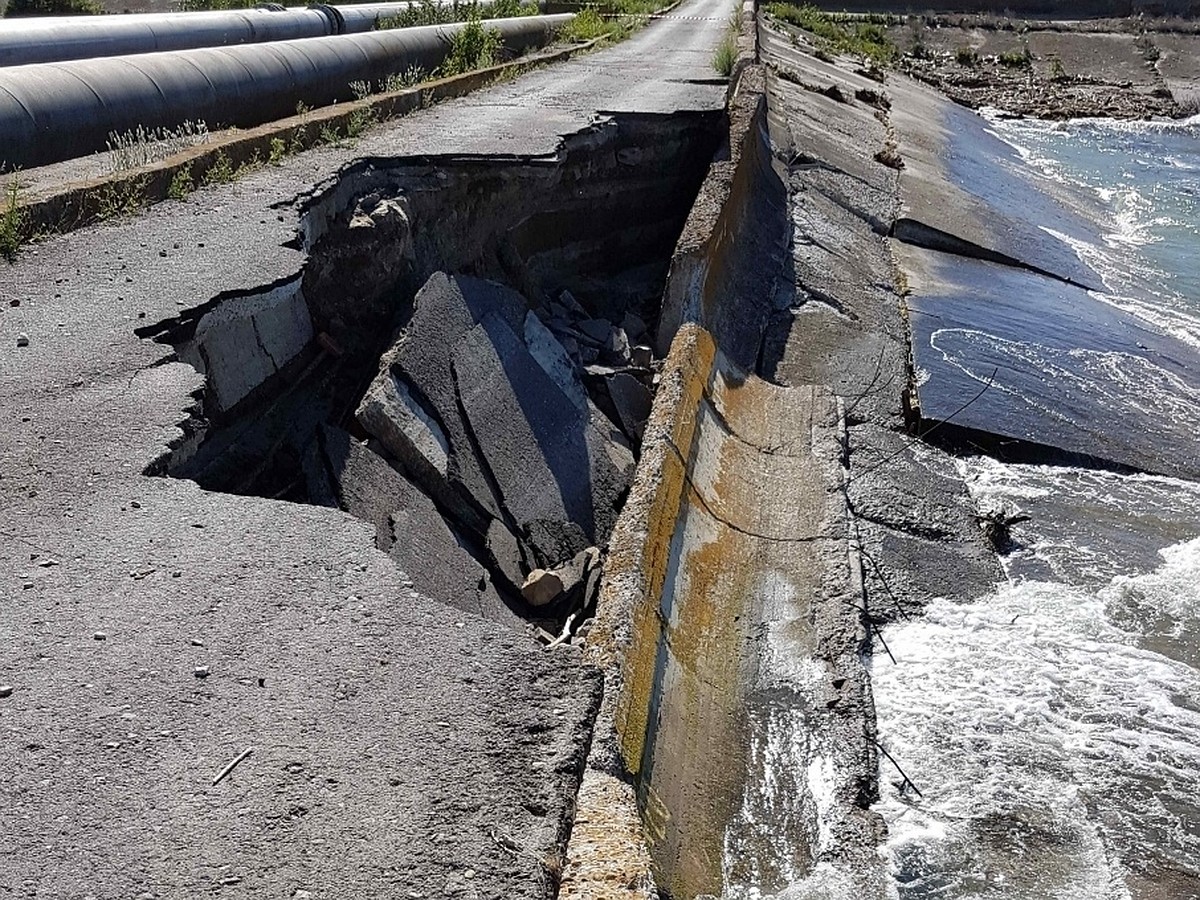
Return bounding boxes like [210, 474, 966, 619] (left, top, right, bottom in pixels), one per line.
[561, 6, 609, 41]
[440, 15, 503, 75]
[3, 0, 102, 16]
[955, 46, 979, 66]
[998, 45, 1032, 68]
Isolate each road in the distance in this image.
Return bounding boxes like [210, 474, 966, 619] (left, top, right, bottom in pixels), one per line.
[0, 4, 729, 898]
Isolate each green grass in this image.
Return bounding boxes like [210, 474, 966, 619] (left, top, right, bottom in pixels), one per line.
[439, 14, 504, 75]
[559, 0, 665, 44]
[167, 164, 194, 201]
[561, 7, 609, 41]
[713, 32, 737, 75]
[201, 149, 236, 186]
[766, 3, 896, 65]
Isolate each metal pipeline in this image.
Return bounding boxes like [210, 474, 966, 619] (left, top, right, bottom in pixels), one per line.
[0, 1, 502, 67]
[0, 14, 571, 170]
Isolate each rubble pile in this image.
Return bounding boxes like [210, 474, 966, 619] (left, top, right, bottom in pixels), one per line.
[310, 270, 663, 640]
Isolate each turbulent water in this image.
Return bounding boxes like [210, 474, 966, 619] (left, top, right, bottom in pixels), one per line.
[875, 116, 1200, 899]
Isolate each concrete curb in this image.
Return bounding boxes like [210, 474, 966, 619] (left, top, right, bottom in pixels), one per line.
[561, 4, 764, 896]
[9, 36, 601, 246]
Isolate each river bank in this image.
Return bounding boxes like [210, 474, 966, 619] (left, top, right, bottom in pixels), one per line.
[891, 13, 1200, 119]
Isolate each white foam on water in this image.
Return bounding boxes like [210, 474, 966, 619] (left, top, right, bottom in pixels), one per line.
[874, 454, 1200, 896]
[873, 554, 1200, 897]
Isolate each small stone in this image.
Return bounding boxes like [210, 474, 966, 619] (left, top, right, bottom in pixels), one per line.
[621, 311, 648, 340]
[521, 568, 564, 607]
[630, 344, 653, 368]
[576, 318, 611, 345]
[21, 581, 33, 590]
[0, 685, 13, 698]
[463, 870, 475, 880]
[604, 326, 631, 363]
[93, 631, 106, 641]
[8, 298, 19, 307]
[37, 559, 57, 568]
[193, 666, 210, 679]
[16, 333, 29, 348]
[190, 638, 204, 647]
[130, 500, 141, 509]
[158, 249, 168, 257]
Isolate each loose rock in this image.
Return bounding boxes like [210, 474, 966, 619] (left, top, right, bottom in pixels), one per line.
[16, 333, 29, 348]
[521, 569, 564, 607]
[0, 685, 13, 698]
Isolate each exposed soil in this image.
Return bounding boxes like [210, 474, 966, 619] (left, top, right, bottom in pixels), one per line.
[887, 13, 1199, 119]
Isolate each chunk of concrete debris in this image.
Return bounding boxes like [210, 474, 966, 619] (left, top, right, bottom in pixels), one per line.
[522, 547, 601, 612]
[621, 311, 648, 343]
[604, 326, 631, 365]
[307, 423, 522, 626]
[605, 373, 654, 442]
[356, 273, 528, 537]
[524, 311, 587, 413]
[486, 518, 527, 594]
[453, 310, 634, 564]
[359, 272, 633, 571]
[557, 289, 588, 317]
[552, 546, 601, 599]
[521, 568, 564, 607]
[576, 318, 613, 346]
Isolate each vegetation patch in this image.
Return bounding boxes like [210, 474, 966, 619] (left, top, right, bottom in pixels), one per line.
[766, 3, 896, 65]
[559, 0, 665, 45]
[3, 0, 100, 16]
[440, 14, 505, 75]
[168, 164, 195, 201]
[107, 121, 210, 174]
[998, 44, 1032, 68]
[1, 178, 23, 263]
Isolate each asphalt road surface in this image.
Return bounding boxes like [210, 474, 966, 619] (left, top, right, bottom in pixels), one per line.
[0, 4, 728, 897]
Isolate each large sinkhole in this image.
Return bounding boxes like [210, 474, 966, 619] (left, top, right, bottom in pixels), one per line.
[138, 111, 725, 635]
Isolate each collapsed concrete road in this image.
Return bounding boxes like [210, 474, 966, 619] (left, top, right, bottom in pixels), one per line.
[0, 2, 731, 896]
[9, 0, 1183, 895]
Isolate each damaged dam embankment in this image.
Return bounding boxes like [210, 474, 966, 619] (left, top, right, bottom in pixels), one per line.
[4, 0, 1197, 896]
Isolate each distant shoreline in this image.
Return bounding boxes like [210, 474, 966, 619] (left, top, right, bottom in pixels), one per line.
[888, 13, 1195, 120]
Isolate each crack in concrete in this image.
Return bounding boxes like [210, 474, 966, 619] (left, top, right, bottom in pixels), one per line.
[890, 217, 1100, 292]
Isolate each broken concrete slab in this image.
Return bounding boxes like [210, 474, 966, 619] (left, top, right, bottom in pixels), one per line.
[524, 310, 588, 413]
[606, 372, 654, 442]
[356, 273, 529, 537]
[311, 424, 523, 626]
[899, 240, 1200, 480]
[453, 309, 635, 565]
[886, 75, 1106, 291]
[180, 277, 314, 415]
